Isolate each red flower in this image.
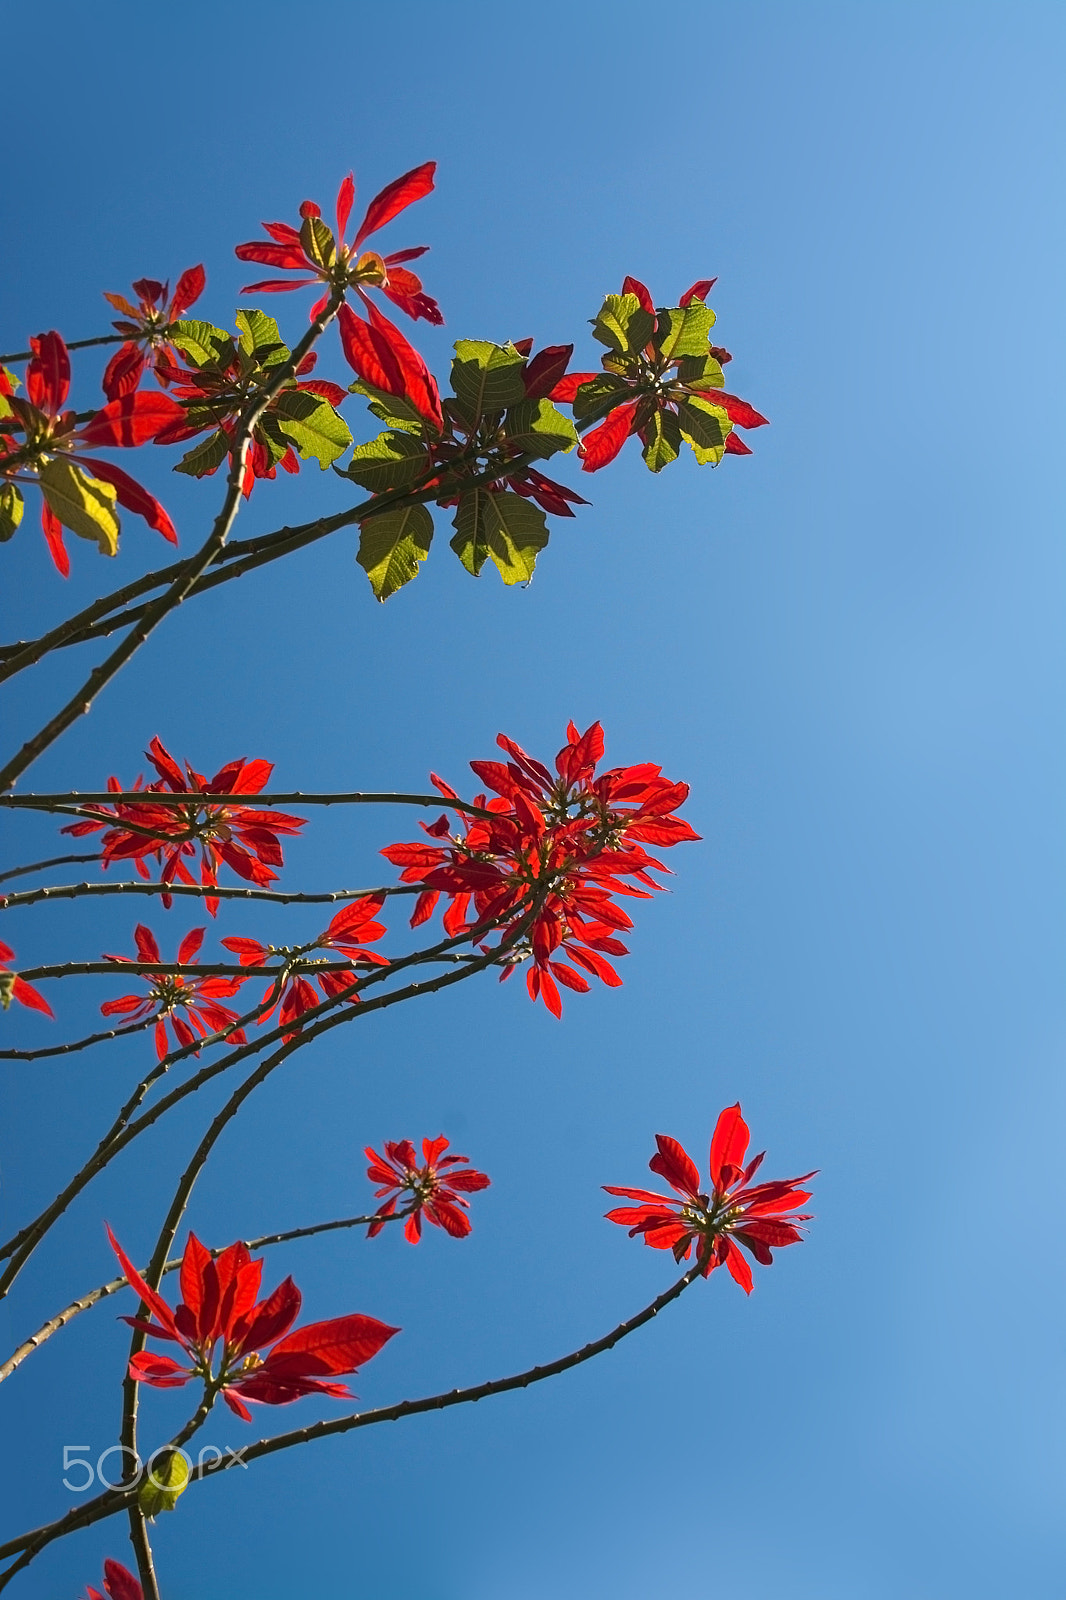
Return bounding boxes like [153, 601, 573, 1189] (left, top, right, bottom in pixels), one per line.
[550, 276, 767, 474]
[365, 1136, 491, 1243]
[85, 1559, 142, 1600]
[109, 1228, 398, 1422]
[61, 737, 306, 914]
[101, 266, 207, 400]
[221, 895, 389, 1040]
[604, 1105, 815, 1293]
[235, 162, 442, 326]
[0, 941, 53, 1017]
[380, 722, 699, 1019]
[100, 925, 247, 1061]
[0, 332, 182, 574]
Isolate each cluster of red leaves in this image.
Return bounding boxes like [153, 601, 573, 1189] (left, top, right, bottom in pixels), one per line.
[236, 162, 441, 326]
[85, 1559, 142, 1600]
[365, 1136, 490, 1243]
[62, 738, 305, 914]
[381, 721, 699, 1018]
[102, 267, 207, 400]
[110, 1227, 398, 1421]
[0, 942, 52, 1017]
[100, 925, 246, 1061]
[604, 1105, 815, 1294]
[0, 332, 182, 574]
[221, 895, 389, 1040]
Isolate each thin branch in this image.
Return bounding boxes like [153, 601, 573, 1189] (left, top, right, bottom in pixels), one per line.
[0, 879, 419, 911]
[0, 1208, 405, 1385]
[18, 960, 364, 980]
[0, 332, 127, 363]
[0, 1266, 701, 1584]
[0, 852, 102, 886]
[126, 1508, 159, 1600]
[0, 790, 493, 818]
[0, 1014, 155, 1062]
[0, 290, 346, 793]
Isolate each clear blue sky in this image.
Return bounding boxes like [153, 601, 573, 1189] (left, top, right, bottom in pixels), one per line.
[2, 3, 1064, 1596]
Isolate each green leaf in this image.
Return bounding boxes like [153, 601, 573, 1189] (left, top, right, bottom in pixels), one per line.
[168, 319, 233, 369]
[300, 213, 335, 271]
[38, 459, 119, 554]
[139, 1449, 189, 1520]
[677, 353, 725, 390]
[271, 390, 352, 468]
[0, 973, 14, 1010]
[450, 341, 527, 421]
[677, 396, 730, 465]
[236, 309, 289, 367]
[357, 503, 434, 599]
[501, 397, 577, 458]
[347, 380, 428, 435]
[654, 302, 716, 361]
[0, 367, 18, 416]
[640, 408, 682, 472]
[0, 483, 23, 541]
[570, 373, 632, 423]
[449, 488, 549, 585]
[591, 294, 655, 356]
[174, 428, 230, 478]
[342, 429, 431, 493]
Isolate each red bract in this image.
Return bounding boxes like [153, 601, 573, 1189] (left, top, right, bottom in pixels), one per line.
[100, 925, 247, 1061]
[365, 1136, 490, 1243]
[337, 298, 444, 431]
[0, 333, 182, 574]
[604, 1105, 815, 1293]
[235, 162, 442, 326]
[380, 721, 700, 1018]
[109, 1228, 398, 1421]
[221, 895, 389, 1040]
[0, 941, 53, 1017]
[61, 737, 306, 914]
[85, 1559, 142, 1600]
[101, 267, 207, 399]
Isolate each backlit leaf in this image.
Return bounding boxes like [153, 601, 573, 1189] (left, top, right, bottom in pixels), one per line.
[502, 398, 577, 458]
[640, 408, 682, 472]
[38, 459, 119, 554]
[347, 380, 427, 435]
[570, 373, 632, 423]
[236, 309, 289, 367]
[271, 390, 352, 467]
[677, 352, 725, 390]
[139, 1448, 189, 1520]
[343, 429, 431, 493]
[169, 319, 233, 369]
[592, 294, 655, 356]
[357, 502, 434, 599]
[450, 488, 549, 585]
[677, 396, 730, 464]
[654, 302, 716, 362]
[450, 341, 527, 421]
[0, 483, 23, 541]
[174, 429, 230, 478]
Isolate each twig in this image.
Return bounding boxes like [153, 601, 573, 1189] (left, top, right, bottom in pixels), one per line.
[0, 853, 102, 886]
[0, 879, 419, 911]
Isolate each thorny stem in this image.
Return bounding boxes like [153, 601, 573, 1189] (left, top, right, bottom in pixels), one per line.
[126, 1509, 159, 1600]
[0, 332, 128, 363]
[0, 289, 346, 793]
[0, 909, 527, 1288]
[0, 1014, 155, 1063]
[0, 1206, 407, 1384]
[0, 852, 101, 885]
[0, 1267, 702, 1585]
[0, 879, 419, 912]
[0, 789, 497, 818]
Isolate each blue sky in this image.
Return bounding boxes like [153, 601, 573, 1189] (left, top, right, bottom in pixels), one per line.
[2, 2, 1065, 1596]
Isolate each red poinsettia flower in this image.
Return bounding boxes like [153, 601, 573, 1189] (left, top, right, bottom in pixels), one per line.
[235, 162, 442, 326]
[101, 266, 207, 400]
[550, 276, 767, 474]
[0, 332, 182, 574]
[365, 1136, 491, 1243]
[100, 925, 247, 1061]
[380, 721, 699, 1018]
[221, 895, 389, 1041]
[60, 737, 306, 914]
[604, 1105, 815, 1294]
[0, 941, 53, 1017]
[85, 1559, 142, 1600]
[109, 1228, 399, 1421]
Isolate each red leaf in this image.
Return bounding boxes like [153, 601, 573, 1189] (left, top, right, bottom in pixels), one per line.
[353, 161, 436, 251]
[549, 372, 598, 403]
[724, 431, 752, 456]
[709, 1103, 750, 1190]
[102, 1558, 145, 1600]
[102, 343, 147, 401]
[649, 1134, 702, 1199]
[266, 1312, 399, 1374]
[679, 278, 717, 307]
[129, 1351, 189, 1387]
[27, 331, 70, 413]
[79, 459, 177, 544]
[621, 275, 654, 313]
[79, 391, 186, 448]
[522, 343, 573, 399]
[40, 503, 69, 576]
[690, 389, 768, 429]
[171, 265, 206, 317]
[234, 241, 309, 270]
[578, 402, 639, 472]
